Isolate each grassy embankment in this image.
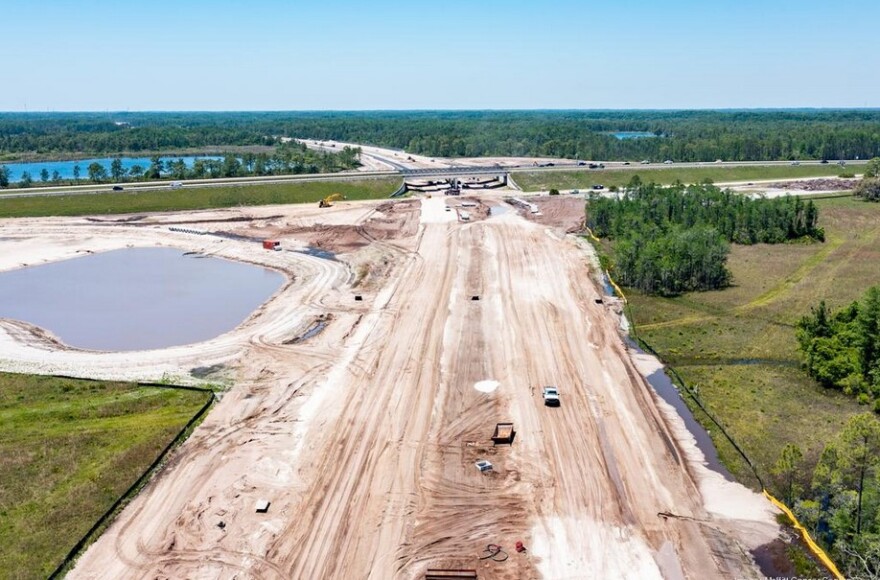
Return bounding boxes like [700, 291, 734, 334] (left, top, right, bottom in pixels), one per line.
[623, 197, 880, 484]
[0, 178, 401, 218]
[513, 164, 864, 192]
[0, 373, 210, 578]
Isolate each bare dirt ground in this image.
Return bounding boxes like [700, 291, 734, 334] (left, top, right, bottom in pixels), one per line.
[524, 197, 587, 233]
[755, 178, 857, 192]
[723, 177, 859, 199]
[0, 195, 779, 578]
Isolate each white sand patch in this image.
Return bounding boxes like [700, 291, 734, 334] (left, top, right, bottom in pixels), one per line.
[474, 379, 499, 393]
[531, 516, 663, 580]
[629, 348, 664, 376]
[419, 196, 456, 224]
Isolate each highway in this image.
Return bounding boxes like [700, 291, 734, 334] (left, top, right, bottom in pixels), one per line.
[0, 155, 864, 200]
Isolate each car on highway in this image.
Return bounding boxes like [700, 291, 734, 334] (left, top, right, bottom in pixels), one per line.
[570, 189, 580, 195]
[664, 160, 674, 164]
[790, 160, 801, 166]
[112, 185, 123, 191]
[641, 159, 651, 164]
[820, 159, 829, 164]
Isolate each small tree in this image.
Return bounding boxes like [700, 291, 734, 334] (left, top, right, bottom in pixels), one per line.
[222, 154, 241, 178]
[110, 157, 125, 182]
[87, 162, 107, 183]
[169, 158, 187, 180]
[865, 157, 880, 178]
[0, 165, 10, 188]
[129, 164, 144, 180]
[73, 164, 81, 182]
[40, 168, 49, 183]
[549, 188, 560, 196]
[51, 170, 61, 183]
[838, 413, 880, 535]
[772, 443, 804, 506]
[20, 171, 33, 187]
[146, 155, 164, 179]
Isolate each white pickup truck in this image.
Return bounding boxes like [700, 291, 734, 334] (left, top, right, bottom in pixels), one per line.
[542, 386, 560, 406]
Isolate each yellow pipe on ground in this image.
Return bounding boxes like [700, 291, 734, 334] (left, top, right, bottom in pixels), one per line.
[763, 490, 844, 579]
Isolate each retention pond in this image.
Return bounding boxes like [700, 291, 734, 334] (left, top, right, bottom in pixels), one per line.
[0, 247, 284, 351]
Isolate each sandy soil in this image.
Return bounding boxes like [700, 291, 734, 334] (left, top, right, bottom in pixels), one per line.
[0, 196, 780, 578]
[524, 196, 588, 233]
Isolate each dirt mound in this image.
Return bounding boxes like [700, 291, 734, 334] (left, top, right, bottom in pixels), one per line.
[232, 200, 422, 253]
[526, 196, 586, 232]
[768, 178, 857, 192]
[302, 200, 420, 252]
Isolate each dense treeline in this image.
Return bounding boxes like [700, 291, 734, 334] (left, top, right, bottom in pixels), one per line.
[0, 143, 361, 187]
[1, 110, 880, 162]
[128, 143, 362, 181]
[780, 288, 880, 576]
[587, 181, 824, 294]
[797, 287, 880, 405]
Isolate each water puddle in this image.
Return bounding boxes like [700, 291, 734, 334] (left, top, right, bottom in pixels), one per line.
[190, 363, 227, 379]
[297, 246, 337, 261]
[0, 247, 284, 351]
[600, 272, 616, 296]
[489, 205, 510, 216]
[284, 315, 332, 345]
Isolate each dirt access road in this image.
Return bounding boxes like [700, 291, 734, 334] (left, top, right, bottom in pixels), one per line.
[56, 197, 775, 579]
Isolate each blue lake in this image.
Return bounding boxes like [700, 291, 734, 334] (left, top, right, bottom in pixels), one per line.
[0, 247, 285, 351]
[1, 156, 221, 182]
[612, 131, 658, 140]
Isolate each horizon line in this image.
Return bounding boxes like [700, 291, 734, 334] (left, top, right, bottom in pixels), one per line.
[2, 107, 880, 115]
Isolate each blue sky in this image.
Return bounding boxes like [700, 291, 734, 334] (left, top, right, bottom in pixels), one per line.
[2, 0, 878, 110]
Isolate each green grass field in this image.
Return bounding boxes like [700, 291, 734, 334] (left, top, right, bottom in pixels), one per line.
[0, 178, 401, 218]
[513, 164, 864, 191]
[0, 373, 209, 578]
[624, 197, 880, 485]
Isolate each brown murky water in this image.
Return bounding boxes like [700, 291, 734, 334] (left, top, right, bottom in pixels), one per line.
[0, 247, 284, 351]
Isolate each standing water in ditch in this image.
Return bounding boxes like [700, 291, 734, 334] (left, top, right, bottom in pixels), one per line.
[627, 339, 735, 481]
[0, 247, 284, 351]
[600, 276, 731, 477]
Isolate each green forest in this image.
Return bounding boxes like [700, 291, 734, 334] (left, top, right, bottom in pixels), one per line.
[797, 287, 880, 406]
[782, 289, 880, 578]
[587, 181, 824, 294]
[1, 110, 879, 162]
[0, 142, 362, 188]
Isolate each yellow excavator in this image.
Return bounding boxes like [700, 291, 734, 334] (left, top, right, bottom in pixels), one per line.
[318, 193, 346, 208]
